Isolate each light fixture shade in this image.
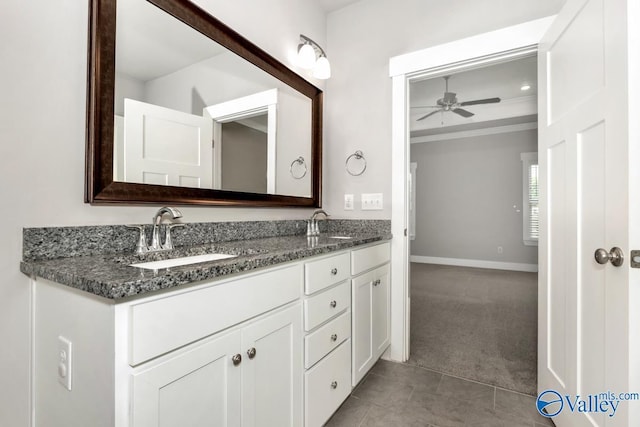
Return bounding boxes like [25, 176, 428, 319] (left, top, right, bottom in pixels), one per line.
[297, 43, 316, 69]
[313, 56, 331, 79]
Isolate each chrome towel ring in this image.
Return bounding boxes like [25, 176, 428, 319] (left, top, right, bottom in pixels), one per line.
[290, 156, 307, 179]
[346, 150, 366, 176]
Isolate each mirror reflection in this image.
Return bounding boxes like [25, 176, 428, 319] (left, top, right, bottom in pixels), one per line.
[113, 0, 312, 197]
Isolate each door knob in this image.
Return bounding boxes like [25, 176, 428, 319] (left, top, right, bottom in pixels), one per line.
[594, 247, 624, 267]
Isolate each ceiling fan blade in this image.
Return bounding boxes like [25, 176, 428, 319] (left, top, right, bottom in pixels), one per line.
[411, 105, 441, 109]
[417, 109, 441, 121]
[452, 108, 474, 118]
[459, 97, 501, 106]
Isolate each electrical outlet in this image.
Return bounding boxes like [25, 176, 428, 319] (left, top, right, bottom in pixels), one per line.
[344, 194, 354, 210]
[58, 336, 72, 391]
[361, 193, 383, 210]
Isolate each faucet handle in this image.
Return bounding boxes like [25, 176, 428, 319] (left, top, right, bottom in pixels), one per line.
[125, 225, 149, 255]
[163, 223, 186, 250]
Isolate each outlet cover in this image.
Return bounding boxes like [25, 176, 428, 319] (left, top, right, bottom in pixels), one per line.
[57, 336, 72, 391]
[344, 194, 354, 210]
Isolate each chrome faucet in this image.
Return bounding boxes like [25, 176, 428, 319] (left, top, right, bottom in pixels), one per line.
[150, 207, 183, 251]
[307, 209, 328, 236]
[126, 207, 184, 255]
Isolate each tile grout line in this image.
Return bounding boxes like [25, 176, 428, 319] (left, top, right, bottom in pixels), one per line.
[493, 386, 497, 410]
[355, 405, 372, 427]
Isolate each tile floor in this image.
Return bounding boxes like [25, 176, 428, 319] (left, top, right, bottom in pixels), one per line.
[325, 360, 555, 427]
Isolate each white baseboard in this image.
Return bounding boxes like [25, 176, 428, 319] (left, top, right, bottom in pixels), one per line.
[410, 255, 538, 272]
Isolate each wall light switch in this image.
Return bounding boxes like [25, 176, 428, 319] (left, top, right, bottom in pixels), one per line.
[58, 336, 72, 391]
[344, 194, 354, 210]
[361, 193, 383, 210]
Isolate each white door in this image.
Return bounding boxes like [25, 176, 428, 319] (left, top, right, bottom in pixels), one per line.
[240, 304, 303, 427]
[124, 98, 213, 188]
[538, 0, 637, 426]
[131, 331, 241, 427]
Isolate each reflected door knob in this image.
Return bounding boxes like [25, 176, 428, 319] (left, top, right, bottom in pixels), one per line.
[594, 247, 624, 267]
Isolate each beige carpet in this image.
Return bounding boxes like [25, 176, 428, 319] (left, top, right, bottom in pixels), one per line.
[407, 263, 538, 395]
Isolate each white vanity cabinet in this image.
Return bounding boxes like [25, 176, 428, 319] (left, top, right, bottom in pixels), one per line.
[302, 252, 352, 427]
[351, 242, 391, 386]
[131, 303, 302, 427]
[33, 263, 303, 427]
[30, 238, 391, 427]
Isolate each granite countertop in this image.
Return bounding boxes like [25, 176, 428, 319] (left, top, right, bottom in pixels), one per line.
[20, 232, 391, 300]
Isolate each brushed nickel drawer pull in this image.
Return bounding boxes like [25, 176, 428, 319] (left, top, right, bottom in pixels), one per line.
[331, 334, 338, 342]
[247, 347, 256, 359]
[331, 381, 338, 389]
[331, 267, 338, 275]
[330, 300, 337, 308]
[232, 354, 242, 366]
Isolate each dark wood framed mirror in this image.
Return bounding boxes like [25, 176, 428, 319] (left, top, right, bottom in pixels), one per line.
[86, 0, 322, 207]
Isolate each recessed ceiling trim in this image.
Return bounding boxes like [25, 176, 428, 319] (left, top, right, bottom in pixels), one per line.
[411, 121, 537, 144]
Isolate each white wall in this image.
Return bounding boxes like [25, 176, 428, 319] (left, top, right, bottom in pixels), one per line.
[410, 129, 538, 265]
[324, 0, 565, 218]
[0, 1, 325, 425]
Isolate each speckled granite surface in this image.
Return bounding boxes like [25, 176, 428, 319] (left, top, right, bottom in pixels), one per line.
[21, 220, 391, 300]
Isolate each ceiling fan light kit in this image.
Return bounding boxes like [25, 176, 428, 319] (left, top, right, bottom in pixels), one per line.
[415, 75, 501, 121]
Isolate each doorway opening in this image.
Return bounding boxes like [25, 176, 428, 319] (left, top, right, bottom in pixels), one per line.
[405, 55, 539, 394]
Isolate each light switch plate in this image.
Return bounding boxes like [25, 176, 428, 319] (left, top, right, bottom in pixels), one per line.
[361, 193, 383, 210]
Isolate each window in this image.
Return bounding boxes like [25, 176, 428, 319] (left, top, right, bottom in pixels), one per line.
[521, 152, 539, 246]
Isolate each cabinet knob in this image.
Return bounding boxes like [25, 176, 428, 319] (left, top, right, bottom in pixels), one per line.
[373, 279, 381, 286]
[331, 381, 338, 389]
[331, 334, 338, 342]
[247, 347, 257, 359]
[232, 354, 242, 366]
[331, 267, 338, 275]
[330, 300, 337, 308]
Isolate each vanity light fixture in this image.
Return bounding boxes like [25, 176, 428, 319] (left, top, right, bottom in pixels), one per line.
[297, 34, 331, 79]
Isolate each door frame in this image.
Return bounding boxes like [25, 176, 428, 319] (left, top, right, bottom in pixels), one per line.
[204, 89, 278, 193]
[387, 16, 555, 362]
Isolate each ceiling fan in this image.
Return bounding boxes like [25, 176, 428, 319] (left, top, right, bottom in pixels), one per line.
[414, 76, 501, 121]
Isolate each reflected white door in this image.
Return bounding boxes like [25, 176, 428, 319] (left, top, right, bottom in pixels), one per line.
[124, 98, 213, 188]
[538, 0, 636, 426]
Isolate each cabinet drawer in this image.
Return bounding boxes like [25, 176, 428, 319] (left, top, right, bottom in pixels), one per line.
[129, 264, 302, 365]
[304, 311, 351, 369]
[304, 281, 350, 331]
[351, 242, 390, 275]
[304, 252, 350, 295]
[304, 339, 352, 427]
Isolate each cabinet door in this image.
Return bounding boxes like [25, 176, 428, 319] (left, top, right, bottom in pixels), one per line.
[132, 331, 241, 427]
[352, 271, 373, 386]
[372, 264, 390, 357]
[241, 303, 303, 427]
[352, 264, 391, 386]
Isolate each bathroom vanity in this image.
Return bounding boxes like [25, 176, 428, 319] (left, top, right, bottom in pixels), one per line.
[22, 223, 390, 427]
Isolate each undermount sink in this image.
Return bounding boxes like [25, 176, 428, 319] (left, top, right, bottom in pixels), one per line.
[130, 253, 237, 270]
[328, 236, 353, 240]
